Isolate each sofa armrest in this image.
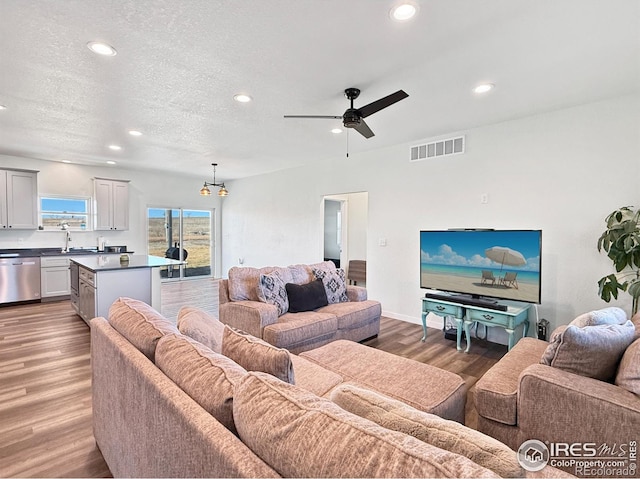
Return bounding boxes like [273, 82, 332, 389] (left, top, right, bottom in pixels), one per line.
[219, 300, 278, 339]
[475, 337, 549, 425]
[219, 279, 230, 305]
[346, 285, 367, 302]
[518, 363, 640, 446]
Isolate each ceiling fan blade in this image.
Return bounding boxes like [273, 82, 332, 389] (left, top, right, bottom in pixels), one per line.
[283, 115, 342, 119]
[353, 118, 375, 138]
[358, 90, 409, 118]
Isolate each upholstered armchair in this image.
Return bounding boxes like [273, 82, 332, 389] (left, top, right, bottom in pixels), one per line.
[474, 311, 640, 455]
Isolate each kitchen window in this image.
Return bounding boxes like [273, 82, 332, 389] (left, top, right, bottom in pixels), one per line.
[40, 196, 91, 230]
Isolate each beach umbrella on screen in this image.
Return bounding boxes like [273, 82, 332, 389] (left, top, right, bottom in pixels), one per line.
[485, 246, 526, 271]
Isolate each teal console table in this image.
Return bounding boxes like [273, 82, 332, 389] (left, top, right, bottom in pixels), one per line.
[421, 295, 530, 352]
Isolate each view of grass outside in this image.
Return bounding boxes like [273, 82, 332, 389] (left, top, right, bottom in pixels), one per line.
[148, 208, 212, 278]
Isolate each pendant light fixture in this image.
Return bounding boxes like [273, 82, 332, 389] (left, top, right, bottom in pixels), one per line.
[200, 163, 229, 197]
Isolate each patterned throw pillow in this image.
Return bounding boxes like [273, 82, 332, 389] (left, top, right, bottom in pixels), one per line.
[257, 270, 288, 316]
[313, 268, 348, 304]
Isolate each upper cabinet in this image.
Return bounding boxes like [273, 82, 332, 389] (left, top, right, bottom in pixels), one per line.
[94, 178, 130, 231]
[0, 168, 38, 230]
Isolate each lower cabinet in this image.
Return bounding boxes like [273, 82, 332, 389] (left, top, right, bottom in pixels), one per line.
[41, 256, 71, 298]
[78, 267, 97, 323]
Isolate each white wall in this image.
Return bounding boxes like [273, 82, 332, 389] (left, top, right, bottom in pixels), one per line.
[221, 94, 640, 333]
[0, 157, 224, 277]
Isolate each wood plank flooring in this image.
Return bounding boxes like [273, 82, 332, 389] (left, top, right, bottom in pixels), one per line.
[0, 280, 506, 477]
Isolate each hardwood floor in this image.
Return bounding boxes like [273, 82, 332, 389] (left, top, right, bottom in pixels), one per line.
[0, 280, 506, 477]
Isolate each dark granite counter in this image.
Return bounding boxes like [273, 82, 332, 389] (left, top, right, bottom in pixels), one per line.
[0, 248, 133, 257]
[69, 254, 182, 272]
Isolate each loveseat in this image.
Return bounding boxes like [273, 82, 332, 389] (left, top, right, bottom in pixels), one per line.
[90, 297, 572, 478]
[219, 261, 381, 353]
[475, 308, 640, 475]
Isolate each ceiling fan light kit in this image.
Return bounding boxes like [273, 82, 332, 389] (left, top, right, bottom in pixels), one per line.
[284, 87, 409, 139]
[200, 163, 228, 197]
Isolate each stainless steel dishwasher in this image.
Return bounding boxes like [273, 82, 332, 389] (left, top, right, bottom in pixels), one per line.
[0, 254, 41, 303]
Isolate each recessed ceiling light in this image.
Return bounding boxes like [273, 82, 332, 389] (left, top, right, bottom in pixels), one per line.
[390, 3, 418, 21]
[106, 160, 117, 165]
[473, 83, 495, 94]
[87, 41, 117, 56]
[0, 104, 7, 110]
[128, 130, 142, 136]
[233, 94, 252, 103]
[331, 128, 343, 134]
[62, 160, 72, 164]
[108, 144, 122, 151]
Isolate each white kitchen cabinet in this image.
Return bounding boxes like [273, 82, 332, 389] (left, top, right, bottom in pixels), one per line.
[0, 168, 38, 230]
[94, 178, 130, 231]
[41, 256, 71, 298]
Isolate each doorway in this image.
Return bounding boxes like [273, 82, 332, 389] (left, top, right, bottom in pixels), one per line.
[147, 207, 214, 280]
[322, 192, 368, 284]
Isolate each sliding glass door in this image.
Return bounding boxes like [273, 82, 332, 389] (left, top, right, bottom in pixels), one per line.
[147, 207, 213, 280]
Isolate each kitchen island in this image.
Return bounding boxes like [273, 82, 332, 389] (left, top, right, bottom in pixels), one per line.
[70, 255, 182, 324]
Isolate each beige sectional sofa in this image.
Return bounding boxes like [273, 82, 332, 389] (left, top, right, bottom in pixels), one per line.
[219, 261, 381, 353]
[91, 297, 568, 478]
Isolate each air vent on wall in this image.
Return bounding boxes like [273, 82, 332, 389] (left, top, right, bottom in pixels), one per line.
[410, 135, 465, 162]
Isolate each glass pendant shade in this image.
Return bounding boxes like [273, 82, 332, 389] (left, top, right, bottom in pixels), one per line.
[200, 184, 211, 196]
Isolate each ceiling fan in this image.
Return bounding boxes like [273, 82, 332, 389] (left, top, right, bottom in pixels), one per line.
[284, 87, 409, 139]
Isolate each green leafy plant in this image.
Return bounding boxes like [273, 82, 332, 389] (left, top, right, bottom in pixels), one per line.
[597, 206, 640, 315]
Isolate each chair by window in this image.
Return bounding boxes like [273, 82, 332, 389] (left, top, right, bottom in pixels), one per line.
[347, 260, 366, 285]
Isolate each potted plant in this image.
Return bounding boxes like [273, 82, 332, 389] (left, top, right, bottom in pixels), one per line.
[597, 206, 640, 315]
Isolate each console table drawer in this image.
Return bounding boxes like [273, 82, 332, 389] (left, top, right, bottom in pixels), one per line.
[423, 301, 464, 318]
[467, 309, 511, 327]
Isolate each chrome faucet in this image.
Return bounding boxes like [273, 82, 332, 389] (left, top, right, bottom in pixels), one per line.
[61, 223, 71, 252]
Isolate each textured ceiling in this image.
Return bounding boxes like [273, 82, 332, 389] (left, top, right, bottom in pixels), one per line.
[0, 0, 638, 182]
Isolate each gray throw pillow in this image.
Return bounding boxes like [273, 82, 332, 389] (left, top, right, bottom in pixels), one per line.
[257, 270, 289, 316]
[313, 267, 348, 304]
[540, 320, 635, 381]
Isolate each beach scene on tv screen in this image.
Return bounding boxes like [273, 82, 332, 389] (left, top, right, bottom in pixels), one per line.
[420, 230, 541, 303]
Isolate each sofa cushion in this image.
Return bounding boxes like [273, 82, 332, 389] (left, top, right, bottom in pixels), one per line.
[155, 334, 246, 434]
[570, 307, 628, 327]
[228, 266, 292, 302]
[285, 261, 336, 285]
[291, 355, 344, 397]
[313, 267, 348, 304]
[540, 320, 636, 381]
[257, 270, 289, 316]
[108, 297, 179, 362]
[475, 337, 549, 426]
[233, 372, 499, 478]
[263, 312, 338, 350]
[300, 340, 466, 422]
[331, 384, 523, 478]
[177, 306, 224, 353]
[285, 279, 328, 313]
[615, 338, 640, 395]
[222, 326, 295, 384]
[317, 299, 382, 330]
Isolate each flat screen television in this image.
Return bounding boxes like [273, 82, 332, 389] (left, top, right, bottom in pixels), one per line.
[420, 229, 542, 305]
